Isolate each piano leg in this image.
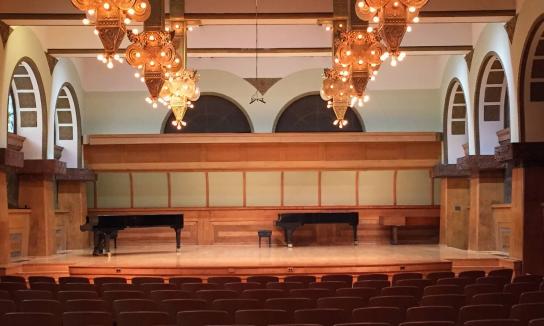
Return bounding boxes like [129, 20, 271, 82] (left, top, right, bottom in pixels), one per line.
[174, 228, 181, 251]
[352, 224, 358, 245]
[92, 231, 104, 256]
[104, 233, 111, 254]
[286, 228, 295, 248]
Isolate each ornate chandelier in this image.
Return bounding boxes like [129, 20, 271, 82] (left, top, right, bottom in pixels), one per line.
[125, 29, 181, 106]
[160, 69, 200, 129]
[355, 0, 428, 66]
[320, 67, 357, 128]
[71, 0, 150, 68]
[335, 29, 385, 106]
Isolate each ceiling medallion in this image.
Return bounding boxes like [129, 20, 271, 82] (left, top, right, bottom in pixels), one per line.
[71, 0, 150, 68]
[355, 0, 428, 66]
[125, 29, 181, 106]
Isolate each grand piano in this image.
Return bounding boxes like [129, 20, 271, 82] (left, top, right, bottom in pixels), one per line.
[275, 212, 359, 247]
[81, 213, 184, 256]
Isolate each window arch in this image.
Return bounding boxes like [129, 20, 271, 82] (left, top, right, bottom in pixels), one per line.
[9, 58, 47, 159]
[54, 83, 82, 168]
[163, 95, 252, 133]
[520, 16, 544, 142]
[274, 94, 364, 132]
[475, 55, 510, 155]
[443, 79, 468, 164]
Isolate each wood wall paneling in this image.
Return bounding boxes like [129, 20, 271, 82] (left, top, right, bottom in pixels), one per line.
[321, 171, 357, 206]
[170, 172, 207, 207]
[0, 171, 10, 263]
[96, 172, 130, 208]
[58, 181, 90, 250]
[245, 171, 282, 207]
[7, 209, 30, 259]
[283, 171, 319, 206]
[396, 170, 433, 205]
[132, 172, 169, 208]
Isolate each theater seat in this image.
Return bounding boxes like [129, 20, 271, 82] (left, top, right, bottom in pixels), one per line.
[207, 276, 242, 286]
[352, 307, 402, 325]
[510, 303, 544, 326]
[0, 299, 17, 315]
[317, 296, 368, 319]
[357, 274, 389, 282]
[284, 276, 317, 286]
[1, 312, 60, 326]
[336, 287, 378, 302]
[471, 292, 514, 308]
[112, 298, 159, 316]
[117, 311, 170, 326]
[268, 282, 306, 291]
[290, 288, 335, 302]
[420, 294, 465, 311]
[168, 277, 203, 287]
[334, 323, 390, 326]
[57, 291, 99, 302]
[423, 285, 463, 296]
[20, 299, 62, 320]
[235, 309, 290, 326]
[294, 308, 347, 326]
[195, 289, 238, 303]
[0, 276, 26, 284]
[265, 297, 315, 318]
[62, 311, 113, 326]
[14, 290, 54, 302]
[321, 275, 353, 285]
[242, 289, 286, 303]
[58, 277, 89, 284]
[212, 298, 260, 322]
[458, 304, 509, 324]
[405, 306, 456, 323]
[131, 277, 164, 285]
[458, 271, 486, 281]
[247, 275, 280, 286]
[530, 319, 544, 326]
[368, 296, 418, 311]
[225, 282, 262, 293]
[63, 299, 108, 312]
[464, 319, 521, 326]
[310, 282, 349, 292]
[399, 322, 454, 326]
[28, 276, 55, 285]
[425, 272, 455, 284]
[354, 281, 390, 291]
[520, 291, 544, 304]
[381, 286, 421, 299]
[392, 273, 423, 285]
[488, 269, 513, 281]
[148, 290, 194, 303]
[177, 310, 229, 326]
[159, 298, 208, 323]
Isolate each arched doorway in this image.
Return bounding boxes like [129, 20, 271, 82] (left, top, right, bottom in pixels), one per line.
[443, 79, 468, 164]
[274, 94, 364, 132]
[54, 83, 82, 168]
[163, 95, 252, 133]
[474, 55, 510, 155]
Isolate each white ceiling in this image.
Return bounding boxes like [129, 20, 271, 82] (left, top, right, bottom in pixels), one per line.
[1, 0, 516, 92]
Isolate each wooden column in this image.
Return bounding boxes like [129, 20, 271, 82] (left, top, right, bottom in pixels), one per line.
[433, 164, 470, 249]
[467, 170, 505, 251]
[57, 168, 96, 250]
[18, 160, 66, 256]
[0, 170, 10, 264]
[0, 148, 24, 263]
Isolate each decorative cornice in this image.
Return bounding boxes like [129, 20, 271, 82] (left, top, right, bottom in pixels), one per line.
[0, 149, 24, 169]
[17, 159, 66, 176]
[244, 78, 281, 95]
[56, 168, 96, 182]
[432, 164, 470, 178]
[0, 20, 12, 47]
[457, 154, 505, 174]
[504, 14, 518, 43]
[45, 52, 58, 75]
[495, 142, 544, 166]
[465, 48, 474, 70]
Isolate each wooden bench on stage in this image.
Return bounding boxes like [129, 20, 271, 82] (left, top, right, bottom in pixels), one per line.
[379, 216, 406, 245]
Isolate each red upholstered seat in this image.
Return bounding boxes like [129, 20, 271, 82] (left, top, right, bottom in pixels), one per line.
[357, 274, 389, 282]
[423, 285, 463, 296]
[420, 294, 466, 311]
[148, 290, 194, 303]
[177, 310, 230, 326]
[458, 304, 509, 324]
[336, 287, 378, 303]
[290, 288, 335, 302]
[131, 277, 164, 285]
[225, 282, 262, 293]
[310, 281, 350, 292]
[195, 289, 238, 303]
[514, 275, 544, 284]
[57, 291, 99, 302]
[112, 298, 159, 317]
[352, 307, 403, 325]
[381, 286, 421, 299]
[267, 282, 306, 291]
[117, 311, 170, 326]
[207, 276, 242, 286]
[62, 311, 113, 326]
[425, 272, 455, 284]
[235, 309, 290, 326]
[520, 291, 544, 304]
[168, 277, 203, 287]
[399, 322, 454, 326]
[265, 297, 315, 320]
[212, 298, 260, 323]
[58, 277, 89, 284]
[1, 312, 60, 326]
[321, 274, 353, 286]
[354, 281, 391, 291]
[247, 275, 280, 286]
[406, 306, 457, 322]
[284, 276, 317, 286]
[294, 308, 348, 326]
[465, 320, 521, 326]
[471, 292, 515, 308]
[159, 298, 208, 323]
[28, 276, 55, 285]
[392, 273, 423, 286]
[63, 299, 108, 312]
[488, 269, 513, 281]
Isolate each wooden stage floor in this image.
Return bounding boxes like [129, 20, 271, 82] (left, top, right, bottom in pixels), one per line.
[2, 244, 518, 279]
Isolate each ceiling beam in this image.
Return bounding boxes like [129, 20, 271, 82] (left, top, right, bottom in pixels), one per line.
[48, 45, 473, 58]
[0, 9, 516, 26]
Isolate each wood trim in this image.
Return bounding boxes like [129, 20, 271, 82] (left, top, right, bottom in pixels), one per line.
[129, 172, 134, 209]
[205, 172, 210, 207]
[85, 160, 440, 172]
[318, 170, 322, 207]
[86, 132, 442, 145]
[355, 171, 360, 206]
[93, 181, 97, 209]
[280, 171, 284, 206]
[167, 172, 172, 208]
[393, 170, 398, 206]
[430, 169, 435, 205]
[242, 171, 247, 208]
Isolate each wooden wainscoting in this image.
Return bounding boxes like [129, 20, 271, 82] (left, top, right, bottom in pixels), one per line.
[492, 204, 512, 254]
[88, 206, 439, 246]
[55, 210, 70, 253]
[8, 209, 31, 259]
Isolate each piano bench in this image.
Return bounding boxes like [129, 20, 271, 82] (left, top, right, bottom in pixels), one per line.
[258, 230, 272, 248]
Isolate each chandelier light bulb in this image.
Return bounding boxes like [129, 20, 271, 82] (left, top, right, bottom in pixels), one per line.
[364, 95, 370, 102]
[367, 26, 374, 33]
[97, 54, 104, 61]
[358, 97, 363, 107]
[171, 120, 177, 126]
[145, 97, 152, 103]
[93, 29, 99, 35]
[188, 26, 194, 32]
[393, 2, 399, 7]
[106, 60, 114, 69]
[358, 1, 365, 8]
[391, 57, 398, 67]
[152, 102, 158, 109]
[373, 70, 379, 76]
[82, 18, 90, 25]
[175, 58, 180, 64]
[373, 16, 380, 23]
[140, 2, 147, 9]
[346, 50, 352, 56]
[176, 124, 182, 130]
[113, 54, 120, 60]
[343, 120, 348, 126]
[342, 77, 347, 82]
[357, 34, 363, 39]
[398, 52, 407, 61]
[333, 119, 339, 126]
[325, 25, 332, 31]
[369, 7, 377, 13]
[160, 51, 166, 57]
[132, 28, 139, 34]
[103, 2, 110, 10]
[380, 52, 390, 61]
[124, 18, 131, 25]
[413, 16, 420, 23]
[149, 35, 155, 41]
[407, 26, 413, 32]
[135, 52, 141, 58]
[128, 8, 135, 15]
[149, 60, 155, 66]
[87, 9, 95, 15]
[358, 59, 364, 65]
[134, 72, 140, 78]
[338, 23, 343, 28]
[140, 77, 145, 82]
[371, 76, 376, 81]
[409, 6, 417, 13]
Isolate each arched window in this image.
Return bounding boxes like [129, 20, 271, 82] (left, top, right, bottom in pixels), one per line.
[7, 90, 16, 133]
[520, 17, 544, 142]
[475, 55, 510, 155]
[163, 95, 252, 133]
[443, 80, 468, 164]
[275, 94, 364, 132]
[54, 84, 81, 168]
[9, 58, 46, 159]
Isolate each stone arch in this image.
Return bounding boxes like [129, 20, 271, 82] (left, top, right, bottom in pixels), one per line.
[274, 93, 364, 132]
[8, 57, 47, 159]
[54, 83, 82, 168]
[443, 78, 469, 164]
[474, 53, 510, 155]
[519, 14, 544, 142]
[162, 94, 253, 133]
